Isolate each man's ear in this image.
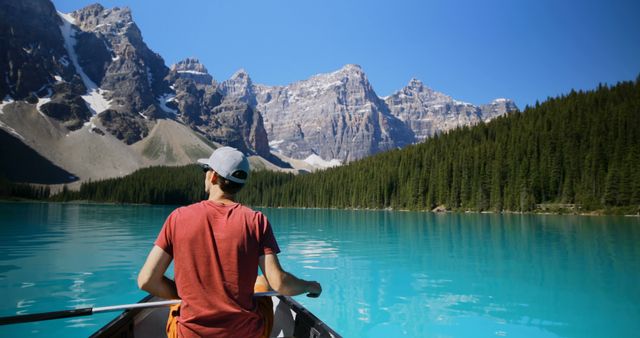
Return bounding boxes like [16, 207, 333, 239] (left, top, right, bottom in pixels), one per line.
[209, 171, 218, 184]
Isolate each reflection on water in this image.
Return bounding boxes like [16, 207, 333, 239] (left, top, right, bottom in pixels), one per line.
[0, 203, 638, 337]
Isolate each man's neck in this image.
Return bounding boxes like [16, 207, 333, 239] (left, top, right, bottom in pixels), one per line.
[208, 188, 236, 205]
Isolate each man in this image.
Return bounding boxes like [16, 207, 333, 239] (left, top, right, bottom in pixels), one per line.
[137, 146, 322, 337]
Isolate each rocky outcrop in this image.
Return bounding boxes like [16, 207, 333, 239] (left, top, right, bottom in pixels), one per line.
[386, 79, 518, 141]
[479, 98, 518, 122]
[1, 1, 176, 141]
[0, 0, 94, 132]
[220, 69, 257, 106]
[222, 65, 415, 162]
[99, 109, 150, 144]
[196, 99, 269, 156]
[170, 58, 214, 86]
[0, 0, 74, 100]
[62, 4, 172, 142]
[167, 59, 270, 158]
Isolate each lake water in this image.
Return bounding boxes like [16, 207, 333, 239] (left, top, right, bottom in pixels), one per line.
[0, 202, 638, 337]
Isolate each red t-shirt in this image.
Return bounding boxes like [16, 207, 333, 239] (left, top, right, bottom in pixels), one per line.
[155, 200, 280, 338]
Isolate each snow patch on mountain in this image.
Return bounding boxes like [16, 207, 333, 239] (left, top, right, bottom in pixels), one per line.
[0, 95, 14, 114]
[304, 154, 342, 169]
[178, 70, 208, 75]
[57, 11, 111, 115]
[269, 139, 285, 151]
[158, 93, 177, 114]
[36, 88, 53, 117]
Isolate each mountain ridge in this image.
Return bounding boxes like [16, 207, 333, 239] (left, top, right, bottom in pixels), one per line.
[0, 0, 518, 184]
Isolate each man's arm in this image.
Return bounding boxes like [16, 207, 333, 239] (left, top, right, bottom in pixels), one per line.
[259, 254, 322, 296]
[137, 245, 180, 299]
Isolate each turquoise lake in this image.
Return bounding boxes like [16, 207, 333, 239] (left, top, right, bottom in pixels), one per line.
[0, 202, 638, 337]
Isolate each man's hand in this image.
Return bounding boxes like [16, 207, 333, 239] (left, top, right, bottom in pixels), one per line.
[260, 254, 323, 297]
[305, 281, 322, 297]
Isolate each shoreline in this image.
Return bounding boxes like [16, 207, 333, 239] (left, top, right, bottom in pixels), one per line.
[2, 198, 639, 217]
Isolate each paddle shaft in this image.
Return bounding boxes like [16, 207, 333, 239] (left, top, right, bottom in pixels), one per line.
[0, 299, 180, 326]
[0, 292, 319, 326]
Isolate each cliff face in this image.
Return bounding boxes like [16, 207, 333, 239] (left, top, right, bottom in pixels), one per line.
[69, 4, 174, 143]
[385, 79, 518, 141]
[167, 59, 271, 158]
[222, 65, 415, 163]
[0, 0, 70, 101]
[0, 1, 174, 143]
[221, 65, 518, 163]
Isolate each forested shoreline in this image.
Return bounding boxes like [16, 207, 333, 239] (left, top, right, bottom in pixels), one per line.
[2, 78, 639, 214]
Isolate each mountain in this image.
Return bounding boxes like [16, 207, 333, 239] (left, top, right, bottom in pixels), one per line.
[479, 98, 519, 122]
[236, 79, 640, 213]
[53, 79, 640, 212]
[0, 1, 278, 183]
[221, 66, 517, 162]
[222, 65, 416, 163]
[166, 59, 271, 158]
[385, 78, 518, 141]
[0, 0, 518, 185]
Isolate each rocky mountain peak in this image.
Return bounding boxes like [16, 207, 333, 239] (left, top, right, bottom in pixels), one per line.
[480, 98, 518, 121]
[407, 78, 424, 90]
[386, 77, 518, 142]
[332, 64, 367, 82]
[231, 68, 249, 78]
[173, 58, 208, 73]
[72, 4, 134, 34]
[171, 58, 213, 85]
[339, 63, 363, 73]
[228, 64, 416, 162]
[392, 78, 451, 105]
[220, 69, 255, 104]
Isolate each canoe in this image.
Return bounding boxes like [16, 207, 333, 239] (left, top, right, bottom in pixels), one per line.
[90, 295, 341, 338]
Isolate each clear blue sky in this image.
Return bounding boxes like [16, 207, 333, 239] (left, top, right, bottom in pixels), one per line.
[53, 0, 639, 108]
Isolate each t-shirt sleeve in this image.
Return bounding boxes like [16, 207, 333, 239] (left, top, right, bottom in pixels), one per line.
[154, 210, 177, 256]
[257, 212, 281, 256]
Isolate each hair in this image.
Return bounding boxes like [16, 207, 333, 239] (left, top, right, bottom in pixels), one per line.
[214, 172, 245, 195]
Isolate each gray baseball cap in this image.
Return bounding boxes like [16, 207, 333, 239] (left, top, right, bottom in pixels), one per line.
[197, 146, 250, 184]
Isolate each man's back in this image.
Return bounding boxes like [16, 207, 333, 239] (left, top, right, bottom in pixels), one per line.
[155, 200, 280, 337]
[138, 146, 320, 338]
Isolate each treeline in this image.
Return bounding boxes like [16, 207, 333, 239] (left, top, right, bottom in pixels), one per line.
[0, 176, 51, 200]
[51, 165, 204, 205]
[14, 78, 640, 212]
